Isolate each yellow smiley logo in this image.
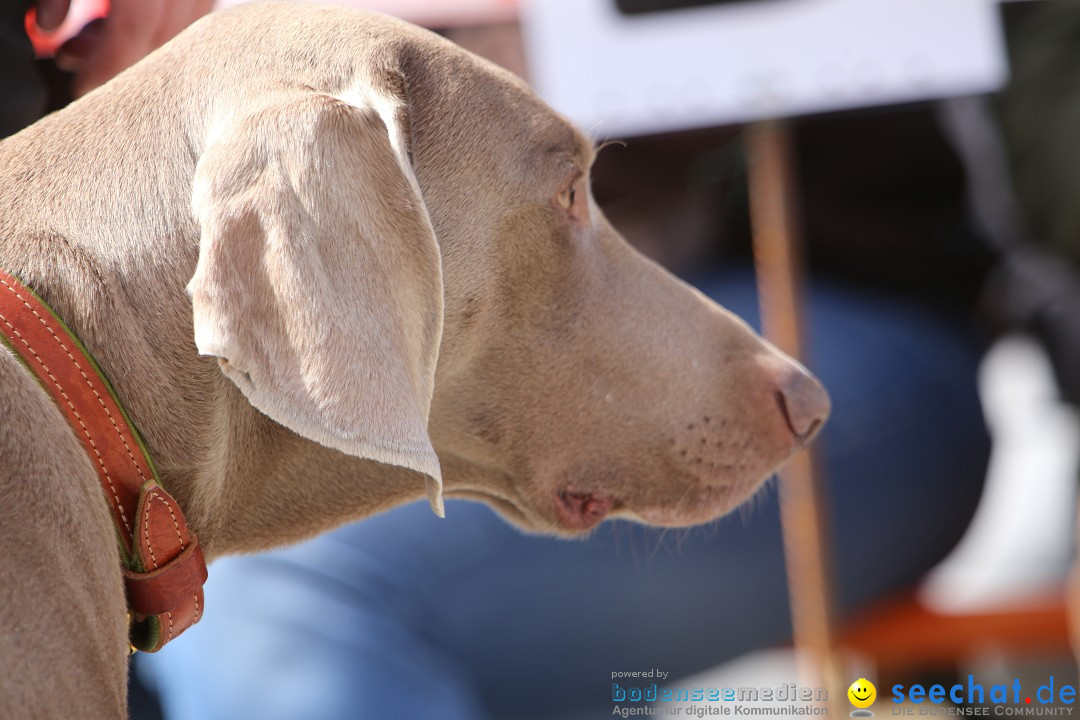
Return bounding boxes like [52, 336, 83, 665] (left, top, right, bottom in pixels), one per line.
[848, 678, 877, 709]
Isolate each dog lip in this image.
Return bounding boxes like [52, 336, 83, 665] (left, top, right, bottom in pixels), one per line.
[554, 489, 615, 530]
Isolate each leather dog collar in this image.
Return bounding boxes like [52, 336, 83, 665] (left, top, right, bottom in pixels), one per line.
[0, 267, 206, 653]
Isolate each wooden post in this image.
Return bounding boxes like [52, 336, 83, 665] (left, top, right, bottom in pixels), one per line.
[744, 119, 844, 713]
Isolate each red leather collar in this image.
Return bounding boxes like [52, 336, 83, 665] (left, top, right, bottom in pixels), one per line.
[0, 267, 206, 652]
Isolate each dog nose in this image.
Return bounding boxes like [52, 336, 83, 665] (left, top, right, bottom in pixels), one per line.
[775, 365, 830, 441]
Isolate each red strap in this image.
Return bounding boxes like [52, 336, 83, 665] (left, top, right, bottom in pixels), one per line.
[0, 268, 206, 652]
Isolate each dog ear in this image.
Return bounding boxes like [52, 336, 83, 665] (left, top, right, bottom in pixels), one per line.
[189, 91, 445, 516]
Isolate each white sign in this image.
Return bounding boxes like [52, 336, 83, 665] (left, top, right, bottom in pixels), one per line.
[521, 0, 1008, 138]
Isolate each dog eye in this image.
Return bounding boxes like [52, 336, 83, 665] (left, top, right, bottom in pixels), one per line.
[557, 183, 576, 211]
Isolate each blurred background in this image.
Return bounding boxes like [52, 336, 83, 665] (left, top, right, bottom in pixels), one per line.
[11, 0, 1080, 717]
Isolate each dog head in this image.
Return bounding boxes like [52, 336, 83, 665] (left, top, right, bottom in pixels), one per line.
[187, 4, 829, 537]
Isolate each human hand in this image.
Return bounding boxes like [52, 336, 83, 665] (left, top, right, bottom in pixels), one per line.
[34, 0, 214, 96]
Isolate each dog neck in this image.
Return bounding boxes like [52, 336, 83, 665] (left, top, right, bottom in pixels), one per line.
[1, 251, 426, 559]
[0, 198, 423, 563]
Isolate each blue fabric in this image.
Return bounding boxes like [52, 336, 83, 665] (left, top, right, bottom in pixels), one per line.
[139, 272, 990, 720]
